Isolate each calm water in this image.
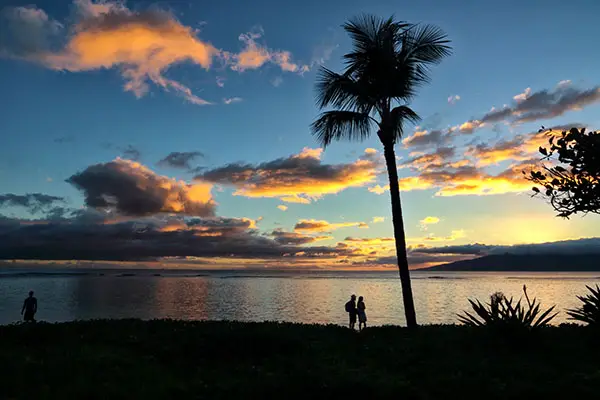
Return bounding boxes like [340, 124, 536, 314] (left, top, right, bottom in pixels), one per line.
[1, 268, 599, 326]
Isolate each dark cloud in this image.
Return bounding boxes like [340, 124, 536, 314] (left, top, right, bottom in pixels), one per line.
[480, 107, 513, 124]
[122, 145, 141, 161]
[157, 151, 204, 170]
[401, 146, 455, 169]
[513, 86, 600, 123]
[66, 159, 215, 217]
[53, 135, 75, 144]
[270, 229, 331, 245]
[475, 85, 600, 128]
[0, 214, 343, 261]
[402, 129, 451, 148]
[0, 6, 62, 57]
[195, 148, 379, 203]
[0, 193, 65, 213]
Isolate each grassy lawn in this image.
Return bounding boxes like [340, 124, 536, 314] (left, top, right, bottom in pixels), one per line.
[1, 320, 599, 399]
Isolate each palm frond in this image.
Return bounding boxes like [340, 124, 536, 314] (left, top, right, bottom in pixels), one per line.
[395, 24, 452, 97]
[342, 14, 408, 53]
[315, 68, 374, 112]
[388, 105, 420, 141]
[310, 111, 374, 147]
[401, 23, 452, 65]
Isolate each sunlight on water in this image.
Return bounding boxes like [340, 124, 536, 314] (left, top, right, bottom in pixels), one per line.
[1, 270, 598, 326]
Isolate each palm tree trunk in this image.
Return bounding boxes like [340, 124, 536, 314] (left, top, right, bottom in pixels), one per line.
[383, 143, 418, 328]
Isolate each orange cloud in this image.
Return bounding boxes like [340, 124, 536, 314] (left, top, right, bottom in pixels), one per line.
[230, 29, 309, 73]
[294, 219, 367, 233]
[371, 158, 537, 197]
[3, 1, 307, 105]
[467, 125, 581, 166]
[196, 148, 380, 203]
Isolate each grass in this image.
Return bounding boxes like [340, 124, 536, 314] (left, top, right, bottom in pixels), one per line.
[2, 320, 600, 399]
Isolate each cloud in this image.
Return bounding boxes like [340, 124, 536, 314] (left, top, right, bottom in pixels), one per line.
[0, 211, 347, 261]
[230, 28, 309, 73]
[0, 6, 63, 57]
[277, 205, 288, 211]
[372, 216, 384, 223]
[157, 151, 204, 170]
[271, 76, 283, 87]
[67, 158, 216, 216]
[419, 216, 440, 229]
[401, 147, 455, 169]
[215, 76, 226, 87]
[53, 135, 75, 144]
[370, 158, 536, 197]
[0, 193, 65, 213]
[368, 185, 389, 195]
[463, 82, 600, 133]
[270, 229, 331, 245]
[0, 1, 306, 105]
[122, 145, 141, 161]
[195, 148, 380, 203]
[223, 97, 243, 105]
[466, 123, 584, 166]
[457, 120, 484, 134]
[398, 161, 535, 196]
[402, 129, 451, 148]
[447, 95, 460, 105]
[419, 229, 466, 242]
[294, 219, 367, 233]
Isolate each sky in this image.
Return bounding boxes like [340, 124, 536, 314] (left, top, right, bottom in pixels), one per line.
[1, 0, 600, 269]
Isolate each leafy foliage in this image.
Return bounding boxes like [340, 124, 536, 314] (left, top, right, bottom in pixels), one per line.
[526, 127, 600, 218]
[458, 285, 558, 329]
[566, 284, 600, 325]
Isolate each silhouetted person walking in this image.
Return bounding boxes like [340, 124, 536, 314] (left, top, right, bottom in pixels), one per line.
[345, 294, 357, 329]
[357, 296, 367, 331]
[21, 291, 37, 322]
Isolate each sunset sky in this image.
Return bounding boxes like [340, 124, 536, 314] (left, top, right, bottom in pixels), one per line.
[1, 0, 600, 269]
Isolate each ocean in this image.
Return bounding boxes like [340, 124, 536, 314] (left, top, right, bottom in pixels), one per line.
[1, 267, 598, 326]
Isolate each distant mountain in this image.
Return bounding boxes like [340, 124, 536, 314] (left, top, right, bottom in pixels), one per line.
[424, 254, 600, 272]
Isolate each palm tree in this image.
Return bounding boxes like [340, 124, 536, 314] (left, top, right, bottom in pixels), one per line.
[311, 15, 451, 328]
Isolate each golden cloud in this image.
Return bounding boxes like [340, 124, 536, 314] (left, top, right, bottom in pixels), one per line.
[294, 219, 367, 233]
[420, 216, 440, 225]
[277, 205, 288, 211]
[196, 148, 380, 203]
[372, 216, 385, 223]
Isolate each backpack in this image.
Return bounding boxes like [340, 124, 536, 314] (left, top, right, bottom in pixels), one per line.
[345, 301, 352, 313]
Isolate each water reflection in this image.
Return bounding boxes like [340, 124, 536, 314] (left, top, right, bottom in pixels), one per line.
[0, 271, 598, 325]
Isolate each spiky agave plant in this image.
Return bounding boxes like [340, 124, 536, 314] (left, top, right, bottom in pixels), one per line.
[458, 285, 558, 329]
[566, 284, 600, 326]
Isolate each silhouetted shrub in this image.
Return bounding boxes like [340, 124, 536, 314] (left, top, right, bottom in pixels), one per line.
[566, 284, 600, 326]
[458, 285, 557, 330]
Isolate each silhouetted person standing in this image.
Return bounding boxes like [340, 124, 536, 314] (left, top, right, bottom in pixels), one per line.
[345, 294, 357, 329]
[21, 291, 37, 322]
[357, 296, 367, 331]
